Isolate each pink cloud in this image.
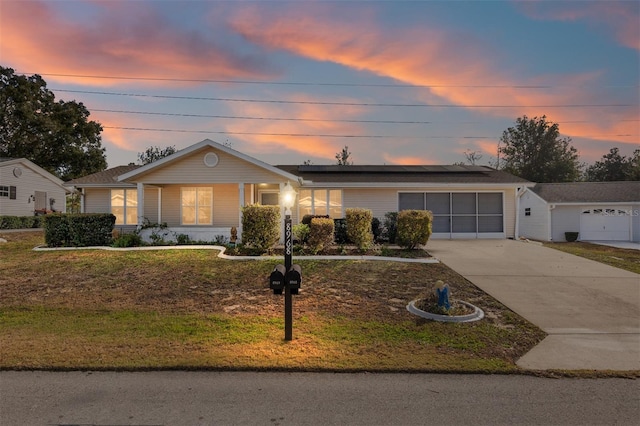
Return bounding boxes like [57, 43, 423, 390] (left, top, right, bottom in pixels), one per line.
[230, 5, 638, 149]
[382, 153, 435, 165]
[0, 1, 276, 87]
[515, 0, 640, 51]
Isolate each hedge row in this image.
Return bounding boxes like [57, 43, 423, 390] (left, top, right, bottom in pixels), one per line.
[43, 213, 116, 247]
[0, 215, 43, 229]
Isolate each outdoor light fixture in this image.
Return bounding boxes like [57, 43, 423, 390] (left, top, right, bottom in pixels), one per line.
[281, 181, 296, 216]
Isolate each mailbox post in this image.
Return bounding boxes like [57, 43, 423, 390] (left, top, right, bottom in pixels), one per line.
[282, 182, 296, 341]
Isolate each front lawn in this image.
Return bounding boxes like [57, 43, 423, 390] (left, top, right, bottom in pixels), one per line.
[543, 242, 640, 274]
[0, 231, 545, 372]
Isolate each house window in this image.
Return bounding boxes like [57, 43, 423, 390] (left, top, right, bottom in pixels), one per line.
[181, 187, 212, 225]
[525, 208, 531, 216]
[0, 186, 16, 199]
[298, 189, 343, 218]
[111, 189, 138, 225]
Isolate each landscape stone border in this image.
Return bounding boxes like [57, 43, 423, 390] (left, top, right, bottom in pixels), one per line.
[406, 299, 484, 323]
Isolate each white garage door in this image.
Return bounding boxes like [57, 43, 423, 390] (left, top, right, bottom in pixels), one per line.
[580, 208, 631, 241]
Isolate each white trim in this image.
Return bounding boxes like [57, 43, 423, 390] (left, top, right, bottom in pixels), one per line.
[302, 182, 529, 189]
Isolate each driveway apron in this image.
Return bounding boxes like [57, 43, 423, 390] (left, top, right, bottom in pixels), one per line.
[426, 239, 640, 371]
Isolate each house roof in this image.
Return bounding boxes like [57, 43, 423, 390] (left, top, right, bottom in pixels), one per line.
[276, 164, 532, 185]
[1, 157, 68, 190]
[531, 181, 640, 203]
[117, 139, 301, 183]
[64, 165, 141, 187]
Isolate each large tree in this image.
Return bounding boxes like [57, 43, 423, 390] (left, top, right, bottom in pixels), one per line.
[497, 115, 581, 182]
[0, 66, 106, 180]
[585, 147, 640, 181]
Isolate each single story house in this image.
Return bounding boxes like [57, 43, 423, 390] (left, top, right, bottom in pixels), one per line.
[0, 158, 69, 216]
[518, 182, 640, 242]
[65, 139, 533, 242]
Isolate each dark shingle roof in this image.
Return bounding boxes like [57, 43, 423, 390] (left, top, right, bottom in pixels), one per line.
[65, 165, 141, 186]
[532, 182, 640, 203]
[275, 164, 531, 184]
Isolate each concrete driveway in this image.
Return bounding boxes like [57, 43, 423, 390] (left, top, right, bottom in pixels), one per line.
[426, 239, 640, 371]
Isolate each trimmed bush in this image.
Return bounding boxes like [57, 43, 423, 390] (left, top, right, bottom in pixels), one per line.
[44, 213, 116, 247]
[113, 233, 143, 247]
[396, 210, 432, 249]
[371, 217, 382, 242]
[241, 204, 280, 252]
[301, 214, 330, 225]
[292, 223, 310, 244]
[308, 218, 335, 254]
[346, 208, 373, 251]
[0, 215, 42, 229]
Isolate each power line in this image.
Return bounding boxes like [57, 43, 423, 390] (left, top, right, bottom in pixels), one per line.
[53, 89, 635, 108]
[103, 126, 638, 139]
[93, 109, 435, 124]
[27, 72, 640, 89]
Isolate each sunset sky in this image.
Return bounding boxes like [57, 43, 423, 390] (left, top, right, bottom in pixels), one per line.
[1, 0, 638, 168]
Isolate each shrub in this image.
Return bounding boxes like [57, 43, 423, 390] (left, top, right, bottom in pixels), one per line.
[293, 223, 310, 244]
[308, 218, 335, 254]
[333, 218, 349, 244]
[0, 215, 42, 229]
[382, 212, 398, 244]
[112, 233, 142, 247]
[396, 210, 432, 249]
[301, 214, 330, 225]
[371, 217, 382, 242]
[44, 213, 115, 247]
[346, 208, 373, 251]
[176, 233, 191, 245]
[241, 204, 280, 252]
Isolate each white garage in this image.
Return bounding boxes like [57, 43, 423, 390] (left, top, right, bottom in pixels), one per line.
[580, 208, 632, 241]
[518, 182, 640, 243]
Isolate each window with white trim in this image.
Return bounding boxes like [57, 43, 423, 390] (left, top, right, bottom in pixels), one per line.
[181, 187, 213, 225]
[111, 189, 138, 225]
[298, 189, 343, 218]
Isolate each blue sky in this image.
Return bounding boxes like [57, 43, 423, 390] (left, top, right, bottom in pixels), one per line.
[1, 0, 638, 168]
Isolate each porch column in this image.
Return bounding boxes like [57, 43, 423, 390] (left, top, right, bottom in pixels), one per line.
[137, 182, 145, 228]
[157, 187, 162, 223]
[238, 182, 245, 240]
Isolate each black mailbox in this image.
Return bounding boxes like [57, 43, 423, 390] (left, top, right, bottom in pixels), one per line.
[286, 264, 302, 295]
[269, 264, 286, 294]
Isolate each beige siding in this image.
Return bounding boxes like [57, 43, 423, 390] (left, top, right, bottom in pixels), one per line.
[83, 188, 111, 214]
[134, 149, 286, 184]
[143, 187, 160, 223]
[0, 163, 67, 216]
[503, 188, 516, 239]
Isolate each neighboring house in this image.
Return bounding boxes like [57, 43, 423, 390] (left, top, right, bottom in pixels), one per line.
[518, 182, 640, 242]
[65, 139, 533, 242]
[0, 158, 69, 216]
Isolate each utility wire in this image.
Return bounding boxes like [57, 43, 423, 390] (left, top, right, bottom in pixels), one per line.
[26, 72, 640, 89]
[53, 89, 635, 108]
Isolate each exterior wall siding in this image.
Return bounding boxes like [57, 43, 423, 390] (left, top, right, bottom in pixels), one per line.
[134, 149, 286, 184]
[0, 164, 67, 216]
[518, 190, 550, 241]
[83, 188, 112, 214]
[550, 205, 581, 242]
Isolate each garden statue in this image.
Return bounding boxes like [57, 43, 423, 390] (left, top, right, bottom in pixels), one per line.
[230, 226, 238, 245]
[434, 280, 450, 310]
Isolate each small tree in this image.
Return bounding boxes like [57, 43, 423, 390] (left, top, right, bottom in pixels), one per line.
[335, 146, 353, 165]
[138, 145, 177, 165]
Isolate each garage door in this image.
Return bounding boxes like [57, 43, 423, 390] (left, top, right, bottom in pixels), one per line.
[580, 208, 631, 241]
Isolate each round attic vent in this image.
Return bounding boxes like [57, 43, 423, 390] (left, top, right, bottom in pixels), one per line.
[13, 167, 22, 178]
[204, 152, 219, 167]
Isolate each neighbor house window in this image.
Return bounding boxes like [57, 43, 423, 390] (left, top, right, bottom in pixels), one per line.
[298, 189, 343, 218]
[181, 187, 212, 225]
[525, 208, 531, 216]
[0, 186, 15, 199]
[111, 189, 138, 225]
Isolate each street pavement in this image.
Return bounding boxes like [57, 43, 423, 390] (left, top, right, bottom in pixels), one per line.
[1, 371, 639, 425]
[427, 239, 640, 371]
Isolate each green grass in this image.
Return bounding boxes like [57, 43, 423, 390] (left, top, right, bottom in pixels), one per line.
[543, 242, 640, 274]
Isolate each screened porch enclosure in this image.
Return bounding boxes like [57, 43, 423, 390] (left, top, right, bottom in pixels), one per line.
[399, 192, 504, 238]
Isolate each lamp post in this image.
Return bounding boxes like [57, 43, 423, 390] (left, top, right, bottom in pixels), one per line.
[281, 181, 296, 341]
